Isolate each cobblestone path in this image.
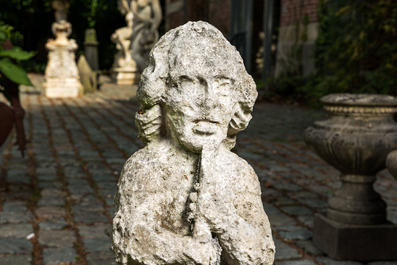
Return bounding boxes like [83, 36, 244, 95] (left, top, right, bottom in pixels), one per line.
[0, 74, 396, 265]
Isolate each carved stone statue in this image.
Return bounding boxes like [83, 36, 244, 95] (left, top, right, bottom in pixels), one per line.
[44, 20, 83, 98]
[111, 0, 162, 85]
[112, 21, 275, 265]
[130, 0, 162, 71]
[111, 0, 135, 69]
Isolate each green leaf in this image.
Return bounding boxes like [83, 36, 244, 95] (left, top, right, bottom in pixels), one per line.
[336, 5, 351, 16]
[0, 58, 33, 86]
[0, 47, 36, 60]
[0, 24, 13, 44]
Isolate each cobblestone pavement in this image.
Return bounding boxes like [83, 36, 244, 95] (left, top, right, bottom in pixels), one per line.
[0, 74, 396, 265]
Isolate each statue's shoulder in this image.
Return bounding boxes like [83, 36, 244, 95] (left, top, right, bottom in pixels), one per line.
[218, 150, 261, 195]
[118, 145, 167, 191]
[219, 150, 256, 174]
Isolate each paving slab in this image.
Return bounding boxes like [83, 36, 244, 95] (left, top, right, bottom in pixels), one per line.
[274, 238, 302, 261]
[276, 260, 317, 265]
[0, 255, 32, 265]
[36, 206, 66, 221]
[0, 223, 33, 238]
[0, 211, 32, 224]
[38, 230, 76, 248]
[1, 201, 28, 211]
[42, 247, 79, 265]
[316, 257, 364, 265]
[275, 225, 313, 240]
[86, 250, 117, 265]
[0, 238, 33, 254]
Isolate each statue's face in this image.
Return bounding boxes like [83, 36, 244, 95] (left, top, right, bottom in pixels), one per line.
[165, 50, 237, 153]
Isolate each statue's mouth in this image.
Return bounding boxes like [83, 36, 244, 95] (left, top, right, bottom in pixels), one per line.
[192, 120, 218, 135]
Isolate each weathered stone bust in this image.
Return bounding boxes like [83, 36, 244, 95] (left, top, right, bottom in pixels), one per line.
[112, 21, 275, 265]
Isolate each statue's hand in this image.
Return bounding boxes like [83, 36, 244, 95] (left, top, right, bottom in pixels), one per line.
[135, 105, 162, 142]
[193, 145, 235, 233]
[182, 234, 222, 265]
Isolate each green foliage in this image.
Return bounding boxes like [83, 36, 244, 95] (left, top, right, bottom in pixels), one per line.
[0, 24, 12, 43]
[263, 0, 397, 108]
[0, 23, 35, 85]
[314, 0, 397, 97]
[0, 46, 36, 60]
[0, 57, 34, 86]
[0, 22, 35, 103]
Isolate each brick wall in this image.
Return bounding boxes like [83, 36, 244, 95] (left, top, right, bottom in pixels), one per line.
[165, 0, 231, 34]
[209, 0, 231, 35]
[280, 0, 319, 26]
[168, 10, 184, 30]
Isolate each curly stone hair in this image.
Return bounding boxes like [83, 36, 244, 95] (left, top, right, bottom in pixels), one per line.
[135, 21, 258, 149]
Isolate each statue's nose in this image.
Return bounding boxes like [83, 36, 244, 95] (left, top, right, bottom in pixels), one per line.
[198, 79, 218, 114]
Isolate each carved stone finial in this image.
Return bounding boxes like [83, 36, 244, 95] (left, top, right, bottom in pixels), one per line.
[112, 21, 275, 265]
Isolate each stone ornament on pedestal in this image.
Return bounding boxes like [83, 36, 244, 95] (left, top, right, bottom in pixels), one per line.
[304, 93, 397, 260]
[112, 22, 275, 265]
[44, 20, 83, 98]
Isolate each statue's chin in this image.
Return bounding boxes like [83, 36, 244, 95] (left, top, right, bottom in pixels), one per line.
[176, 132, 225, 154]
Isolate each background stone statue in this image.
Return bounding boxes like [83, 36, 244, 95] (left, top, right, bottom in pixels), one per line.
[111, 0, 135, 70]
[130, 0, 162, 71]
[111, 0, 161, 84]
[112, 21, 275, 265]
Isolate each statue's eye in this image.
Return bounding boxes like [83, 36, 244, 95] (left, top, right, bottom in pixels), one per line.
[179, 75, 195, 83]
[178, 76, 197, 90]
[214, 77, 233, 96]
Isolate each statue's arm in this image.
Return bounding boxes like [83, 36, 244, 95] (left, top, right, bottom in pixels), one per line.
[151, 0, 162, 28]
[112, 184, 219, 264]
[214, 189, 275, 265]
[197, 159, 275, 265]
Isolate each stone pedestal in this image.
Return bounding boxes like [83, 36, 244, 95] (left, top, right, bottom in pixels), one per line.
[112, 67, 140, 85]
[44, 20, 83, 98]
[314, 214, 397, 261]
[45, 78, 82, 98]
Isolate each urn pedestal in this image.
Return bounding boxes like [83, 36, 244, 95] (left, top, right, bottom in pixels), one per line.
[304, 94, 397, 260]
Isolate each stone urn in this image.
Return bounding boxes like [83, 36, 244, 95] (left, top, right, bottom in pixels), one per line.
[304, 93, 397, 226]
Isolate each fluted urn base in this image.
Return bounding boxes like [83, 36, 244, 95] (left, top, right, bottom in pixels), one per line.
[327, 174, 387, 225]
[314, 214, 397, 261]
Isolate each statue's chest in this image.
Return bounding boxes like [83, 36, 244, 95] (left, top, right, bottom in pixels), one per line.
[158, 178, 194, 236]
